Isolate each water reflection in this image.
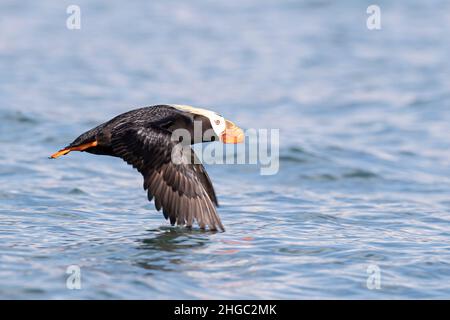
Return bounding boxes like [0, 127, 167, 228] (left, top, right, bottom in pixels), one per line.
[134, 227, 212, 272]
[138, 227, 212, 252]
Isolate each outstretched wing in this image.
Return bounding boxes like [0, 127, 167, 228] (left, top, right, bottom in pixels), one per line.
[110, 125, 223, 231]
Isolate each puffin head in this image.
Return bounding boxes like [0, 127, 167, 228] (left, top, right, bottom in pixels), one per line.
[171, 105, 244, 144]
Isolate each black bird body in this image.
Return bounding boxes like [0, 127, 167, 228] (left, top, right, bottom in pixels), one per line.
[51, 104, 244, 231]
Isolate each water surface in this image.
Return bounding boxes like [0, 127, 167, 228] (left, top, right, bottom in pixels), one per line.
[1, 0, 450, 299]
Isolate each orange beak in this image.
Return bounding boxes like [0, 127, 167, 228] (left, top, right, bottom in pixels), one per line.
[49, 141, 98, 159]
[220, 120, 244, 144]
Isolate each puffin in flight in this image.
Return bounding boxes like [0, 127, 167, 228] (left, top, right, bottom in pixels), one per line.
[50, 105, 244, 232]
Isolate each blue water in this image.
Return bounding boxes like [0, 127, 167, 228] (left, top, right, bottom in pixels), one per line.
[1, 0, 450, 299]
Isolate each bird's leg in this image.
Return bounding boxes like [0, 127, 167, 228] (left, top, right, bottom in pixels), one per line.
[49, 141, 98, 159]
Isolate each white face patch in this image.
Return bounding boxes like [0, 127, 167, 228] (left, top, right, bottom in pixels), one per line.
[208, 113, 226, 137]
[171, 104, 226, 137]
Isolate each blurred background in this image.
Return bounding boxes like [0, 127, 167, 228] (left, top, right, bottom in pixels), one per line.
[0, 0, 449, 299]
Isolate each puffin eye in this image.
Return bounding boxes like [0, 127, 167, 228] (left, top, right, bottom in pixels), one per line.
[215, 120, 221, 125]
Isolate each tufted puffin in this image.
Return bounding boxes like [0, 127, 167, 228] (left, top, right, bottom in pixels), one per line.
[50, 104, 244, 232]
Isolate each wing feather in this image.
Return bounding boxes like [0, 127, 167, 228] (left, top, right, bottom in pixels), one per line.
[110, 125, 224, 231]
